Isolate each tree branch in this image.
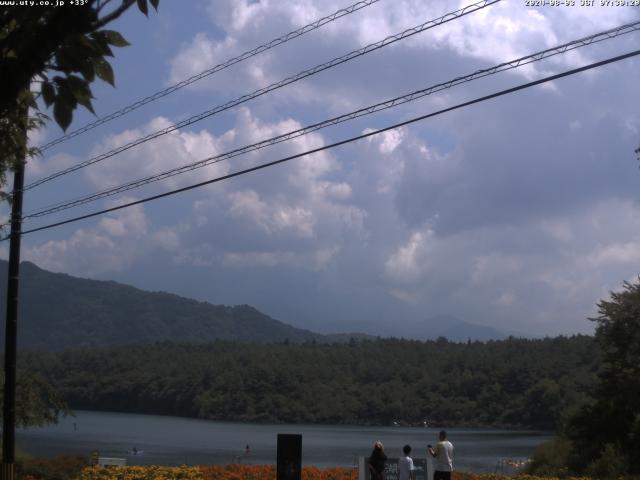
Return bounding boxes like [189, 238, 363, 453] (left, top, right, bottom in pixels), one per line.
[97, 0, 117, 15]
[92, 0, 136, 30]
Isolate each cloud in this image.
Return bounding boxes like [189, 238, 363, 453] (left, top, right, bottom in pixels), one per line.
[104, 108, 367, 277]
[26, 152, 79, 180]
[472, 254, 522, 285]
[590, 242, 640, 265]
[384, 230, 434, 284]
[26, 229, 122, 276]
[168, 0, 639, 114]
[82, 116, 231, 194]
[23, 200, 155, 277]
[17, 1, 640, 339]
[221, 245, 339, 270]
[228, 189, 315, 238]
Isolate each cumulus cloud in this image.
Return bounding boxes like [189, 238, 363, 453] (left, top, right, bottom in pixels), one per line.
[26, 152, 79, 180]
[384, 230, 433, 284]
[88, 108, 367, 278]
[589, 242, 640, 265]
[16, 1, 640, 338]
[24, 200, 155, 277]
[168, 0, 639, 114]
[85, 116, 231, 191]
[221, 245, 339, 270]
[228, 189, 316, 238]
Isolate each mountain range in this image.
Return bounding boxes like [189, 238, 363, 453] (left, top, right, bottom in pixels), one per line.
[0, 260, 511, 350]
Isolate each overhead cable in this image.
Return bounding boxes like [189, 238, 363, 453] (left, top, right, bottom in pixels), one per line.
[23, 0, 500, 191]
[22, 19, 640, 219]
[10, 48, 640, 239]
[37, 0, 382, 152]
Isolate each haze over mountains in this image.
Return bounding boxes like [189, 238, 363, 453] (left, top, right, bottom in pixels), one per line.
[0, 260, 511, 350]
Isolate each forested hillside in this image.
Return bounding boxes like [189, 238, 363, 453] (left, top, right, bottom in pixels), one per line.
[0, 261, 322, 349]
[24, 335, 598, 429]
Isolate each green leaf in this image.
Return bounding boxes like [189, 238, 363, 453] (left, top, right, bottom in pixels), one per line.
[56, 34, 95, 73]
[93, 57, 115, 86]
[149, 0, 159, 10]
[64, 76, 96, 115]
[77, 58, 95, 82]
[89, 32, 114, 57]
[25, 91, 38, 110]
[41, 81, 55, 107]
[53, 99, 73, 131]
[64, 74, 87, 91]
[78, 97, 95, 115]
[137, 0, 148, 16]
[55, 82, 78, 112]
[102, 30, 130, 48]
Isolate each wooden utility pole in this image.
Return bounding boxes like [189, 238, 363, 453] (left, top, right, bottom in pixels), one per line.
[2, 144, 26, 480]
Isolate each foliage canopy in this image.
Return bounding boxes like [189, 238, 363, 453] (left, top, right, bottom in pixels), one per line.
[528, 280, 640, 477]
[0, 0, 158, 197]
[565, 280, 640, 475]
[24, 335, 598, 429]
[0, 0, 158, 428]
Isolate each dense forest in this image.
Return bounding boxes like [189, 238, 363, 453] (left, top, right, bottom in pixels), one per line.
[23, 335, 598, 430]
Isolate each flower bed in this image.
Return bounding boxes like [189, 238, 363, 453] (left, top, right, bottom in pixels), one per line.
[76, 465, 598, 480]
[79, 465, 202, 480]
[200, 465, 356, 480]
[78, 465, 356, 480]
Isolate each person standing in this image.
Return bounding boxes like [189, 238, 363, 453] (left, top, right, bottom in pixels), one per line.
[398, 444, 415, 480]
[368, 440, 387, 480]
[428, 430, 454, 480]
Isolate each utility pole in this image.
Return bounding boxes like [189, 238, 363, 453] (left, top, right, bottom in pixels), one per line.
[2, 130, 26, 480]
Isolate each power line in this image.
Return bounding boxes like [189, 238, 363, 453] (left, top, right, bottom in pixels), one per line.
[37, 0, 382, 152]
[23, 0, 500, 192]
[11, 48, 640, 240]
[21, 19, 640, 220]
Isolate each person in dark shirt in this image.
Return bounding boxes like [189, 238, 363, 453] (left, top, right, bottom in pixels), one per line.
[368, 440, 387, 480]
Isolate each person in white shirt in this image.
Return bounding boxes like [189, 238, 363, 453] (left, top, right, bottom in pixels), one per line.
[427, 430, 454, 480]
[398, 444, 415, 480]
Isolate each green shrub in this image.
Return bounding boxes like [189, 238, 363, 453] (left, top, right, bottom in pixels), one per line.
[584, 443, 629, 479]
[524, 436, 572, 477]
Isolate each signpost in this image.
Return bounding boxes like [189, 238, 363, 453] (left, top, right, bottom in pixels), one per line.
[358, 457, 432, 480]
[277, 434, 302, 480]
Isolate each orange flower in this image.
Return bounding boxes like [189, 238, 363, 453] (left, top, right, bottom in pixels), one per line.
[78, 465, 593, 480]
[199, 464, 355, 480]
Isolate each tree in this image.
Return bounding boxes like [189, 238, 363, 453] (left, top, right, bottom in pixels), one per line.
[565, 279, 640, 475]
[0, 0, 159, 197]
[0, 0, 159, 436]
[0, 370, 70, 428]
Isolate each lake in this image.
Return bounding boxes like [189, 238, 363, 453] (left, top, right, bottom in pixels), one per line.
[17, 411, 551, 472]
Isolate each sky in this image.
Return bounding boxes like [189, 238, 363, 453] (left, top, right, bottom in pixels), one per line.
[3, 0, 640, 338]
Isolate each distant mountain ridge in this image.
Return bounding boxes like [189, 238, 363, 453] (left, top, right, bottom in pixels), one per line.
[425, 315, 510, 341]
[373, 314, 511, 342]
[0, 260, 513, 350]
[0, 260, 323, 351]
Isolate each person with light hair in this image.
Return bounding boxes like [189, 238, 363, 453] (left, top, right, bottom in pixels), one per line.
[368, 440, 387, 480]
[428, 430, 454, 480]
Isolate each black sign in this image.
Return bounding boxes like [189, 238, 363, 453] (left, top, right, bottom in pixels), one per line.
[277, 434, 302, 480]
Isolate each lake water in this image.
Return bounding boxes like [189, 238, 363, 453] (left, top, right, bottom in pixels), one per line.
[17, 411, 551, 472]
